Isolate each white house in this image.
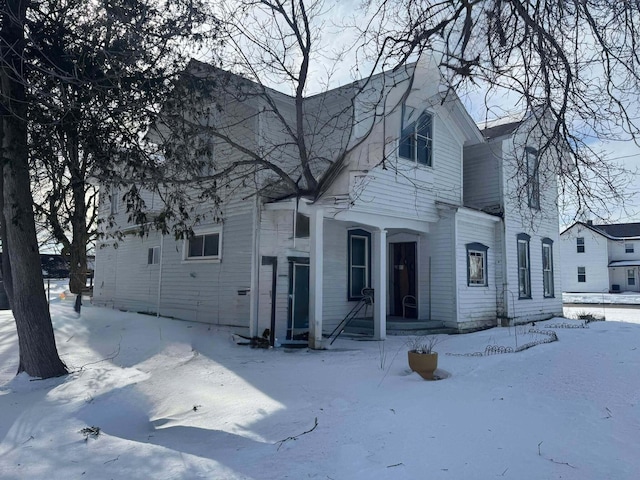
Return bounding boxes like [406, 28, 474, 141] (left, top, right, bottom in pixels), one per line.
[559, 221, 640, 293]
[93, 58, 563, 348]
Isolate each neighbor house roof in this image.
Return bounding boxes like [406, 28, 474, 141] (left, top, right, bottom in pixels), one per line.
[561, 221, 640, 240]
[609, 260, 640, 267]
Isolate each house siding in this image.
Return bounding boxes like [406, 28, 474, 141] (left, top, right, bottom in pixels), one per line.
[559, 225, 611, 293]
[94, 209, 254, 327]
[455, 213, 499, 331]
[430, 211, 457, 327]
[499, 136, 563, 322]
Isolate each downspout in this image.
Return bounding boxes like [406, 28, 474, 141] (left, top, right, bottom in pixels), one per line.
[453, 212, 460, 328]
[156, 234, 164, 317]
[250, 195, 261, 338]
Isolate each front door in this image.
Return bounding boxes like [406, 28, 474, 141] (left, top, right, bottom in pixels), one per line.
[392, 242, 417, 318]
[288, 261, 309, 340]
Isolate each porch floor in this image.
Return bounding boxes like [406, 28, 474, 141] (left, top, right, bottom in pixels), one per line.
[342, 316, 457, 337]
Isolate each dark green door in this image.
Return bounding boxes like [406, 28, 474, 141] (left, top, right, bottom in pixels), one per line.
[288, 262, 309, 340]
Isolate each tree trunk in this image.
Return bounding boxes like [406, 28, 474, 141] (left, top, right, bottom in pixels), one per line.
[0, 0, 67, 378]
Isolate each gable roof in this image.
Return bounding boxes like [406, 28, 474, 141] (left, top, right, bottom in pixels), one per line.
[561, 221, 640, 240]
[591, 222, 640, 239]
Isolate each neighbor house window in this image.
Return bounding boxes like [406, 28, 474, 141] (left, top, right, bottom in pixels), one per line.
[576, 237, 585, 253]
[628, 269, 636, 286]
[109, 185, 119, 215]
[577, 266, 586, 283]
[626, 242, 635, 253]
[399, 105, 433, 166]
[517, 233, 531, 298]
[185, 228, 222, 260]
[148, 246, 160, 265]
[295, 212, 309, 238]
[466, 242, 488, 286]
[526, 147, 540, 210]
[542, 238, 554, 298]
[348, 229, 371, 300]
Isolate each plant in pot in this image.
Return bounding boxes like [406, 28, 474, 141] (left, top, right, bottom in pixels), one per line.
[408, 335, 442, 380]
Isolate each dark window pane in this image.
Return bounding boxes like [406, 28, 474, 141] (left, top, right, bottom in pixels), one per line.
[399, 127, 414, 159]
[295, 212, 310, 238]
[351, 267, 366, 298]
[204, 234, 219, 256]
[417, 137, 429, 165]
[351, 237, 366, 266]
[189, 236, 204, 257]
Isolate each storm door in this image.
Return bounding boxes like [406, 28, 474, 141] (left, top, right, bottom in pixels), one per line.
[288, 259, 310, 340]
[391, 242, 417, 318]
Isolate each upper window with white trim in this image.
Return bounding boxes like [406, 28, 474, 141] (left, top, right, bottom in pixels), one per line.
[185, 227, 222, 261]
[625, 242, 634, 253]
[399, 105, 433, 166]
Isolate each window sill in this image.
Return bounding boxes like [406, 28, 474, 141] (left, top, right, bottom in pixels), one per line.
[518, 296, 532, 300]
[181, 258, 221, 264]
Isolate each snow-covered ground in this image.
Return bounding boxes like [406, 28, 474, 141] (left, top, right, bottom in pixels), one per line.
[563, 291, 640, 305]
[0, 286, 639, 479]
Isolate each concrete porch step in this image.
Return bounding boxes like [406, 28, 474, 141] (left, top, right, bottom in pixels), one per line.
[342, 317, 457, 336]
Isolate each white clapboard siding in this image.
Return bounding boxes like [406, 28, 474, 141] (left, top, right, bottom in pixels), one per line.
[94, 209, 254, 327]
[455, 215, 499, 330]
[559, 225, 610, 293]
[463, 142, 503, 209]
[429, 211, 457, 327]
[499, 137, 563, 322]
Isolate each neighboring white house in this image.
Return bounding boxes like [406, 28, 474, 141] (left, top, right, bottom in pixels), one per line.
[559, 221, 640, 293]
[93, 57, 563, 348]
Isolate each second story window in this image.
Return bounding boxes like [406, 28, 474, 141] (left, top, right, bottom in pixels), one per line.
[109, 185, 119, 215]
[625, 242, 634, 253]
[525, 147, 540, 210]
[399, 106, 433, 166]
[576, 237, 585, 253]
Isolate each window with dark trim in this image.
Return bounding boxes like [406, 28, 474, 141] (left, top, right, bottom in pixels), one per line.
[186, 230, 221, 260]
[295, 212, 310, 238]
[577, 266, 586, 283]
[466, 242, 488, 286]
[626, 242, 635, 254]
[148, 246, 160, 265]
[628, 269, 636, 286]
[576, 237, 585, 253]
[526, 147, 540, 210]
[542, 238, 554, 298]
[517, 233, 531, 298]
[348, 229, 371, 300]
[399, 105, 433, 166]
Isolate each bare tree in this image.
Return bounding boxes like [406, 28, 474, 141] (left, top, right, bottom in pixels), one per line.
[359, 0, 640, 220]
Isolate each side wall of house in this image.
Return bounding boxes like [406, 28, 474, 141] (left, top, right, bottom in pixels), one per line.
[463, 142, 503, 211]
[559, 225, 610, 293]
[500, 136, 563, 322]
[455, 213, 499, 331]
[429, 210, 457, 327]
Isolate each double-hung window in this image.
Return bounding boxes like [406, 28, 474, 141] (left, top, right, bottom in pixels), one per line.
[517, 233, 531, 298]
[466, 243, 488, 286]
[185, 228, 222, 261]
[109, 185, 119, 215]
[628, 269, 636, 286]
[626, 242, 635, 254]
[525, 147, 540, 210]
[399, 106, 433, 166]
[576, 237, 585, 253]
[348, 229, 371, 300]
[148, 246, 160, 265]
[542, 238, 554, 298]
[577, 266, 586, 283]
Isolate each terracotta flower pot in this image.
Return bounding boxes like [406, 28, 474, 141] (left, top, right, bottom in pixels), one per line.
[408, 351, 438, 380]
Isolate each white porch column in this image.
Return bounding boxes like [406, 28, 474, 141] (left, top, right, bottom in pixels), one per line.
[373, 228, 387, 340]
[308, 207, 324, 349]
